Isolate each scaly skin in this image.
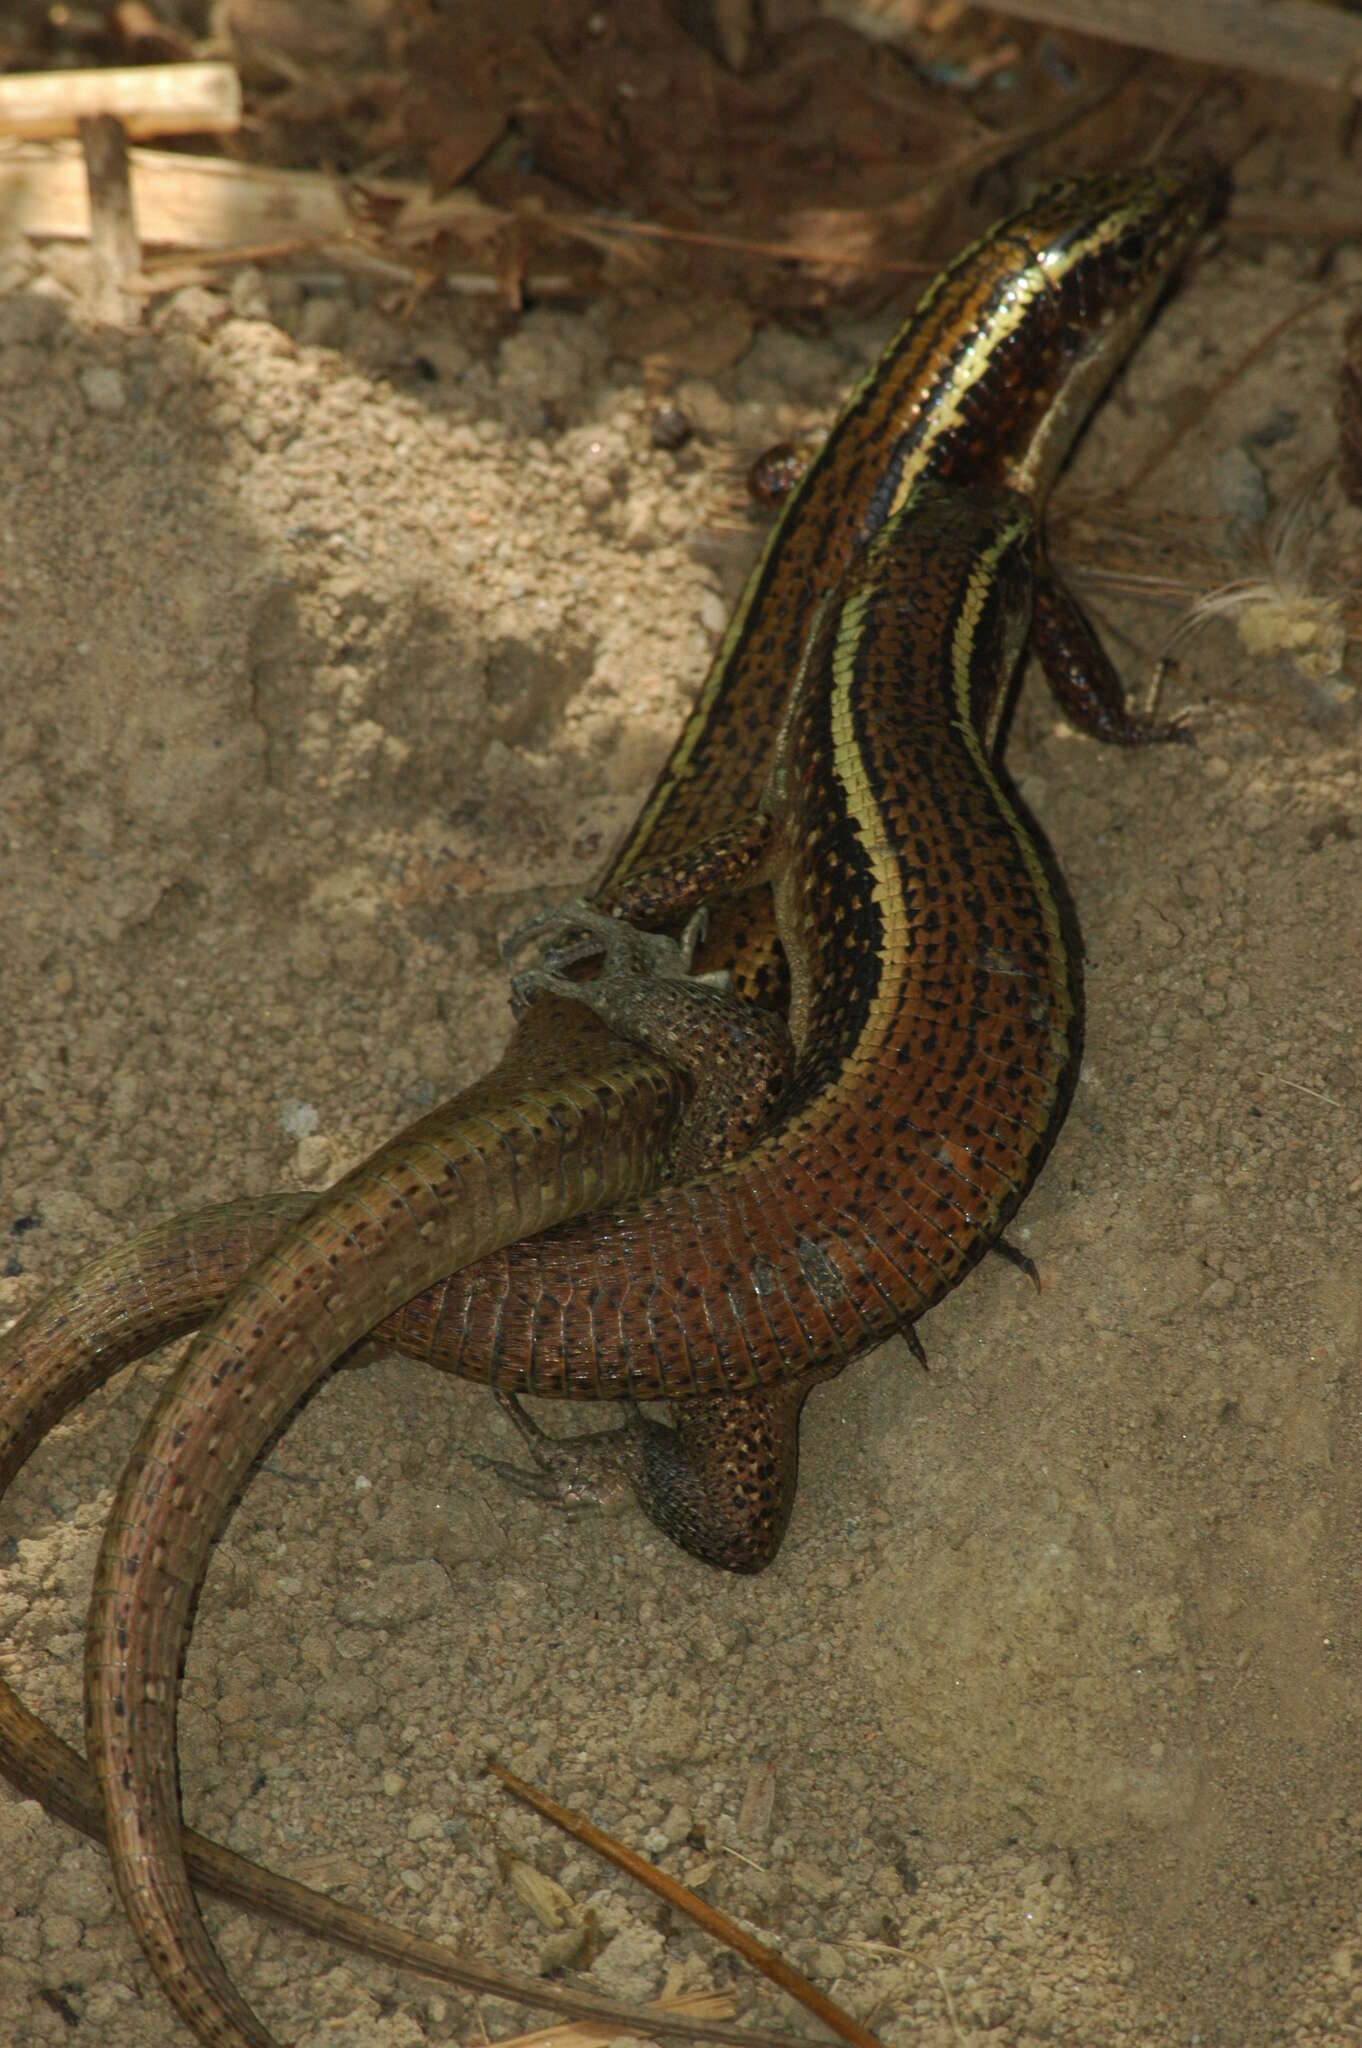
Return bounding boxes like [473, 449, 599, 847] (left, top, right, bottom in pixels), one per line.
[0, 1199, 808, 2032]
[398, 489, 1073, 1401]
[1, 161, 1221, 2048]
[0, 981, 797, 2046]
[2, 984, 799, 1948]
[0, 1191, 804, 2048]
[74, 977, 797, 2048]
[92, 479, 1026, 2047]
[610, 158, 1227, 965]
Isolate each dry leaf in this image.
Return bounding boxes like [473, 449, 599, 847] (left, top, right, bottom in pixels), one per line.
[505, 1854, 583, 1932]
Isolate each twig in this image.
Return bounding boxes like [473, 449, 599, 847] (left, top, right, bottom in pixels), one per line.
[0, 61, 240, 140]
[0, 1719, 807, 2048]
[79, 113, 139, 326]
[475, 1990, 755, 2048]
[933, 1964, 967, 2045]
[489, 1758, 887, 2048]
[1259, 1073, 1343, 1110]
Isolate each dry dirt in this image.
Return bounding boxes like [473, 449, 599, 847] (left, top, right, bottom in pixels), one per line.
[1, 180, 1361, 2048]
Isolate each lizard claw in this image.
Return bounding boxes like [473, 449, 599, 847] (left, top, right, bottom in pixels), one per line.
[501, 898, 603, 970]
[470, 1394, 642, 1515]
[504, 902, 721, 1017]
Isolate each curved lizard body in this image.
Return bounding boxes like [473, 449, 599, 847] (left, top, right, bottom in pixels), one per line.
[0, 161, 1224, 2047]
[89, 478, 1107, 2046]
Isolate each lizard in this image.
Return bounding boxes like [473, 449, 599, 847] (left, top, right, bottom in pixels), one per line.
[0, 159, 1224, 2047]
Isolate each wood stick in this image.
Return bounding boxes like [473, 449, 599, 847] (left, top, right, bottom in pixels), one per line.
[488, 1760, 888, 2048]
[79, 114, 140, 326]
[974, 0, 1362, 94]
[0, 141, 381, 248]
[485, 1995, 750, 2048]
[0, 61, 241, 141]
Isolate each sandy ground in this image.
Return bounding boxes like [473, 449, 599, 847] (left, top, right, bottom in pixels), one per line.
[1, 197, 1361, 2048]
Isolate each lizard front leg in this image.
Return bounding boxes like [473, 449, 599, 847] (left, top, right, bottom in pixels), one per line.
[505, 891, 790, 1176]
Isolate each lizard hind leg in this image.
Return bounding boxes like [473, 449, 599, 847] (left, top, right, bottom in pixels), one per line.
[483, 1374, 836, 1575]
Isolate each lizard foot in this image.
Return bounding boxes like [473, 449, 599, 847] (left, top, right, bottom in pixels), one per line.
[502, 902, 794, 1174]
[469, 1391, 646, 1516]
[990, 1236, 1042, 1292]
[504, 900, 727, 1010]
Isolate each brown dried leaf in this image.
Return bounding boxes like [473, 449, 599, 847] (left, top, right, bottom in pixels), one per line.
[426, 104, 507, 191]
[111, 0, 196, 61]
[390, 186, 507, 250]
[394, 0, 981, 317]
[780, 203, 900, 275]
[505, 1855, 583, 1931]
[219, 0, 366, 64]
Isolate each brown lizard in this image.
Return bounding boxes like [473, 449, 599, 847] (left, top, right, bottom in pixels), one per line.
[0, 161, 1224, 2047]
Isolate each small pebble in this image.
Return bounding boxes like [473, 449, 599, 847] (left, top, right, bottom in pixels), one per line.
[294, 1133, 334, 1183]
[79, 366, 126, 415]
[158, 285, 229, 338]
[697, 590, 728, 636]
[228, 266, 272, 322]
[649, 403, 691, 450]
